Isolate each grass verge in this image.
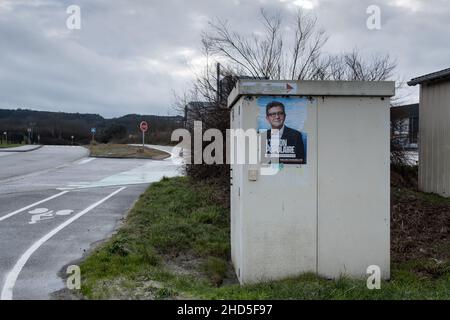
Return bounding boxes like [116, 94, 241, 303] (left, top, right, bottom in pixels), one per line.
[87, 144, 169, 160]
[78, 177, 450, 300]
[0, 143, 21, 149]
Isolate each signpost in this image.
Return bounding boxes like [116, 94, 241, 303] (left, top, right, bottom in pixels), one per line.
[140, 121, 149, 148]
[90, 128, 96, 143]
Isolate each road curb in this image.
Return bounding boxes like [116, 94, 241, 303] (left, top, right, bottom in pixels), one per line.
[0, 145, 44, 153]
[88, 154, 170, 161]
[87, 145, 171, 161]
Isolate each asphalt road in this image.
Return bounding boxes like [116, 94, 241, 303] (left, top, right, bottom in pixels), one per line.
[0, 145, 181, 300]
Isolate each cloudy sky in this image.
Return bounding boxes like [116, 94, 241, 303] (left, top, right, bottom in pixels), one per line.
[0, 0, 448, 118]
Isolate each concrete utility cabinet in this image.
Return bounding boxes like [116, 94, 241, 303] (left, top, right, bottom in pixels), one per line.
[228, 79, 395, 284]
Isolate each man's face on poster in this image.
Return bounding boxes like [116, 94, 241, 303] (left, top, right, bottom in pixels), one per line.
[266, 105, 286, 130]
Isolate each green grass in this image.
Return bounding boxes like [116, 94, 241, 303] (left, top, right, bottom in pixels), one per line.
[79, 177, 230, 299]
[79, 177, 450, 300]
[0, 143, 21, 148]
[417, 191, 450, 206]
[392, 182, 450, 206]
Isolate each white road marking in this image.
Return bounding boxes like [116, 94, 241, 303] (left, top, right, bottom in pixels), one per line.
[77, 158, 95, 165]
[55, 209, 74, 216]
[28, 208, 75, 224]
[0, 186, 126, 300]
[29, 212, 54, 224]
[29, 208, 50, 215]
[58, 160, 180, 191]
[0, 191, 69, 223]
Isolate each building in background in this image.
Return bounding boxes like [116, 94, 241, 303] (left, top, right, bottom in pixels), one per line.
[390, 103, 419, 150]
[408, 68, 450, 197]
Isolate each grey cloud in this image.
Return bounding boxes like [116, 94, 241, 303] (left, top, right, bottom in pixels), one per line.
[0, 0, 448, 117]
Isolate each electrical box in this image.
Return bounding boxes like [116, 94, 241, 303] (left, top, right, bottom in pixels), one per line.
[228, 80, 395, 284]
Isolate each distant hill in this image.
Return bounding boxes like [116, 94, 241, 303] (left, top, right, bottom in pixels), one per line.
[0, 108, 183, 145]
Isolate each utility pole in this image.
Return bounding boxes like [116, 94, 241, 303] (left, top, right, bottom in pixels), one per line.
[216, 62, 221, 103]
[29, 122, 36, 144]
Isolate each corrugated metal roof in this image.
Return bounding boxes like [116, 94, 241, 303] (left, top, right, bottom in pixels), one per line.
[391, 103, 419, 118]
[408, 68, 450, 86]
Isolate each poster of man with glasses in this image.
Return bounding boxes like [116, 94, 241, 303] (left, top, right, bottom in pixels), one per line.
[257, 97, 307, 165]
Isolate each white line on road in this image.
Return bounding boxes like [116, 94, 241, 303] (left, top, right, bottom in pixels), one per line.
[77, 158, 96, 165]
[0, 186, 126, 300]
[0, 191, 69, 223]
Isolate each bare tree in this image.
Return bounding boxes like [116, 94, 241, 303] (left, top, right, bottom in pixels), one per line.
[342, 50, 397, 81]
[289, 11, 328, 80]
[202, 9, 329, 81]
[176, 8, 402, 187]
[202, 9, 398, 83]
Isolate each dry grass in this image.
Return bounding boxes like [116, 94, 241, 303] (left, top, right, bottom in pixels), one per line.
[87, 144, 170, 160]
[391, 187, 450, 263]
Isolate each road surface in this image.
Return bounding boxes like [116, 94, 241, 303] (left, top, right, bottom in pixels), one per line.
[0, 145, 181, 300]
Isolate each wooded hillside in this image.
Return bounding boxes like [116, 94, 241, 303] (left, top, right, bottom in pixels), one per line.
[0, 108, 183, 145]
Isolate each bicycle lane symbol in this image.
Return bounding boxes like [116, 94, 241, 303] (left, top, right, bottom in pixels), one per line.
[28, 208, 74, 225]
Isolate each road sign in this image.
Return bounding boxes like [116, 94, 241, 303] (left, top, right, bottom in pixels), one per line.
[140, 121, 149, 133]
[140, 121, 149, 147]
[91, 128, 96, 133]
